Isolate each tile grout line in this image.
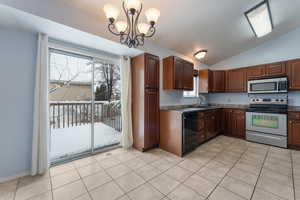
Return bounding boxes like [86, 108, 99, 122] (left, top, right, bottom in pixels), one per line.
[248, 146, 270, 200]
[205, 140, 251, 200]
[94, 153, 167, 200]
[49, 171, 54, 200]
[184, 139, 240, 199]
[12, 177, 20, 200]
[164, 139, 229, 196]
[291, 150, 296, 200]
[162, 137, 241, 199]
[74, 165, 94, 200]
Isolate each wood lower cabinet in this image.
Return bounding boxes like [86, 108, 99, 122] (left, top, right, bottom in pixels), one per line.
[288, 112, 300, 150]
[160, 109, 222, 156]
[287, 59, 300, 90]
[226, 68, 246, 92]
[144, 89, 160, 149]
[163, 56, 194, 90]
[222, 109, 245, 139]
[132, 53, 160, 151]
[204, 110, 220, 139]
[231, 110, 246, 139]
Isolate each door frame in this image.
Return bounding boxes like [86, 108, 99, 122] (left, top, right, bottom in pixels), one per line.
[48, 43, 121, 165]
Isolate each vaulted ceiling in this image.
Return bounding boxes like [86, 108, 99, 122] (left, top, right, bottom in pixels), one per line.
[1, 0, 300, 65]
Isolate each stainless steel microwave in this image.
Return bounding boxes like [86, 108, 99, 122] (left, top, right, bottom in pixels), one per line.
[247, 77, 288, 94]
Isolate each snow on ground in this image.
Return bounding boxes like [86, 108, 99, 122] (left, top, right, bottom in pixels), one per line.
[50, 122, 121, 160]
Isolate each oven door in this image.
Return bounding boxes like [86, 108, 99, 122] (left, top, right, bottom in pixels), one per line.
[246, 112, 287, 136]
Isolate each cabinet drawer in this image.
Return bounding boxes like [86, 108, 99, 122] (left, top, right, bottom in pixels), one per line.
[233, 110, 245, 115]
[289, 112, 300, 120]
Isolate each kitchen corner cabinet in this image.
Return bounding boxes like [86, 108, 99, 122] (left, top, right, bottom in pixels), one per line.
[287, 59, 300, 90]
[131, 53, 160, 152]
[222, 109, 245, 139]
[198, 69, 225, 93]
[288, 112, 300, 150]
[163, 56, 194, 90]
[226, 68, 247, 92]
[160, 109, 221, 157]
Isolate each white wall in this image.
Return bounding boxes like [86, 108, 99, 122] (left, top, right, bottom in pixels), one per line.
[211, 26, 300, 70]
[142, 43, 208, 107]
[0, 28, 207, 181]
[0, 29, 37, 181]
[208, 26, 300, 106]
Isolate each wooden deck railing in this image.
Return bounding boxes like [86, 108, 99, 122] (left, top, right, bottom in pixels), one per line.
[50, 101, 121, 131]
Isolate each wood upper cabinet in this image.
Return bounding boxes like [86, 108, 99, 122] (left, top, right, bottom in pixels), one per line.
[174, 57, 184, 89]
[211, 71, 225, 92]
[246, 65, 266, 80]
[131, 53, 160, 152]
[144, 89, 160, 148]
[226, 68, 246, 92]
[287, 59, 300, 90]
[145, 54, 159, 89]
[183, 61, 194, 90]
[199, 69, 211, 93]
[198, 69, 225, 93]
[265, 62, 286, 76]
[163, 56, 194, 90]
[288, 112, 300, 150]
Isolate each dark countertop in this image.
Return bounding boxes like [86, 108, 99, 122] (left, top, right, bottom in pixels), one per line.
[160, 104, 248, 113]
[288, 106, 300, 112]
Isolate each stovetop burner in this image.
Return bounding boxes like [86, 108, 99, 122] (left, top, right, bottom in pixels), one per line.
[247, 97, 288, 114]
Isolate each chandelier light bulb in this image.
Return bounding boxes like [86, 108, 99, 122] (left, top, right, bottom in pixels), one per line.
[103, 4, 119, 20]
[124, 0, 141, 11]
[115, 21, 128, 33]
[138, 23, 150, 35]
[145, 8, 160, 23]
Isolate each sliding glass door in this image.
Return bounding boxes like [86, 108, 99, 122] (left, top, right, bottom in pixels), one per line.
[49, 48, 121, 164]
[92, 61, 122, 152]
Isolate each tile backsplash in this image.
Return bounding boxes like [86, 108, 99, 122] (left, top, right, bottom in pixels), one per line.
[208, 91, 300, 106]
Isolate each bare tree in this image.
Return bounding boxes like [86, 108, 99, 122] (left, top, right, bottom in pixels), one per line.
[94, 63, 120, 102]
[49, 52, 92, 94]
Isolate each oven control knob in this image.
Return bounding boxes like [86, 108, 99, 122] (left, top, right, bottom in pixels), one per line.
[276, 99, 279, 101]
[280, 99, 284, 102]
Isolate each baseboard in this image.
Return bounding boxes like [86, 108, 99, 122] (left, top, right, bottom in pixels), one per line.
[0, 171, 29, 183]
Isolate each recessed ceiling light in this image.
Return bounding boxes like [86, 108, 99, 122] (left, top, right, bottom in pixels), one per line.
[194, 50, 207, 60]
[245, 0, 273, 38]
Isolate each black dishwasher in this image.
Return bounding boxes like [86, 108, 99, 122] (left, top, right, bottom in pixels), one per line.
[182, 111, 199, 155]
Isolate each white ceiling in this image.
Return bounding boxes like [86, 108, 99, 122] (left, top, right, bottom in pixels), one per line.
[1, 0, 300, 65]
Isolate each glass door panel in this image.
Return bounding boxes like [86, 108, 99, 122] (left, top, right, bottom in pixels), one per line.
[49, 49, 92, 163]
[92, 61, 122, 151]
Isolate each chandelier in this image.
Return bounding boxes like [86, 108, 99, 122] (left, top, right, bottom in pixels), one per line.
[103, 0, 160, 48]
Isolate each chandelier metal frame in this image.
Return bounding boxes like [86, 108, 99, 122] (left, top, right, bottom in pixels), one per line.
[107, 2, 156, 48]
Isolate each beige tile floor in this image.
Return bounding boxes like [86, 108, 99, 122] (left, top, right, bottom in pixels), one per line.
[2, 135, 300, 200]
